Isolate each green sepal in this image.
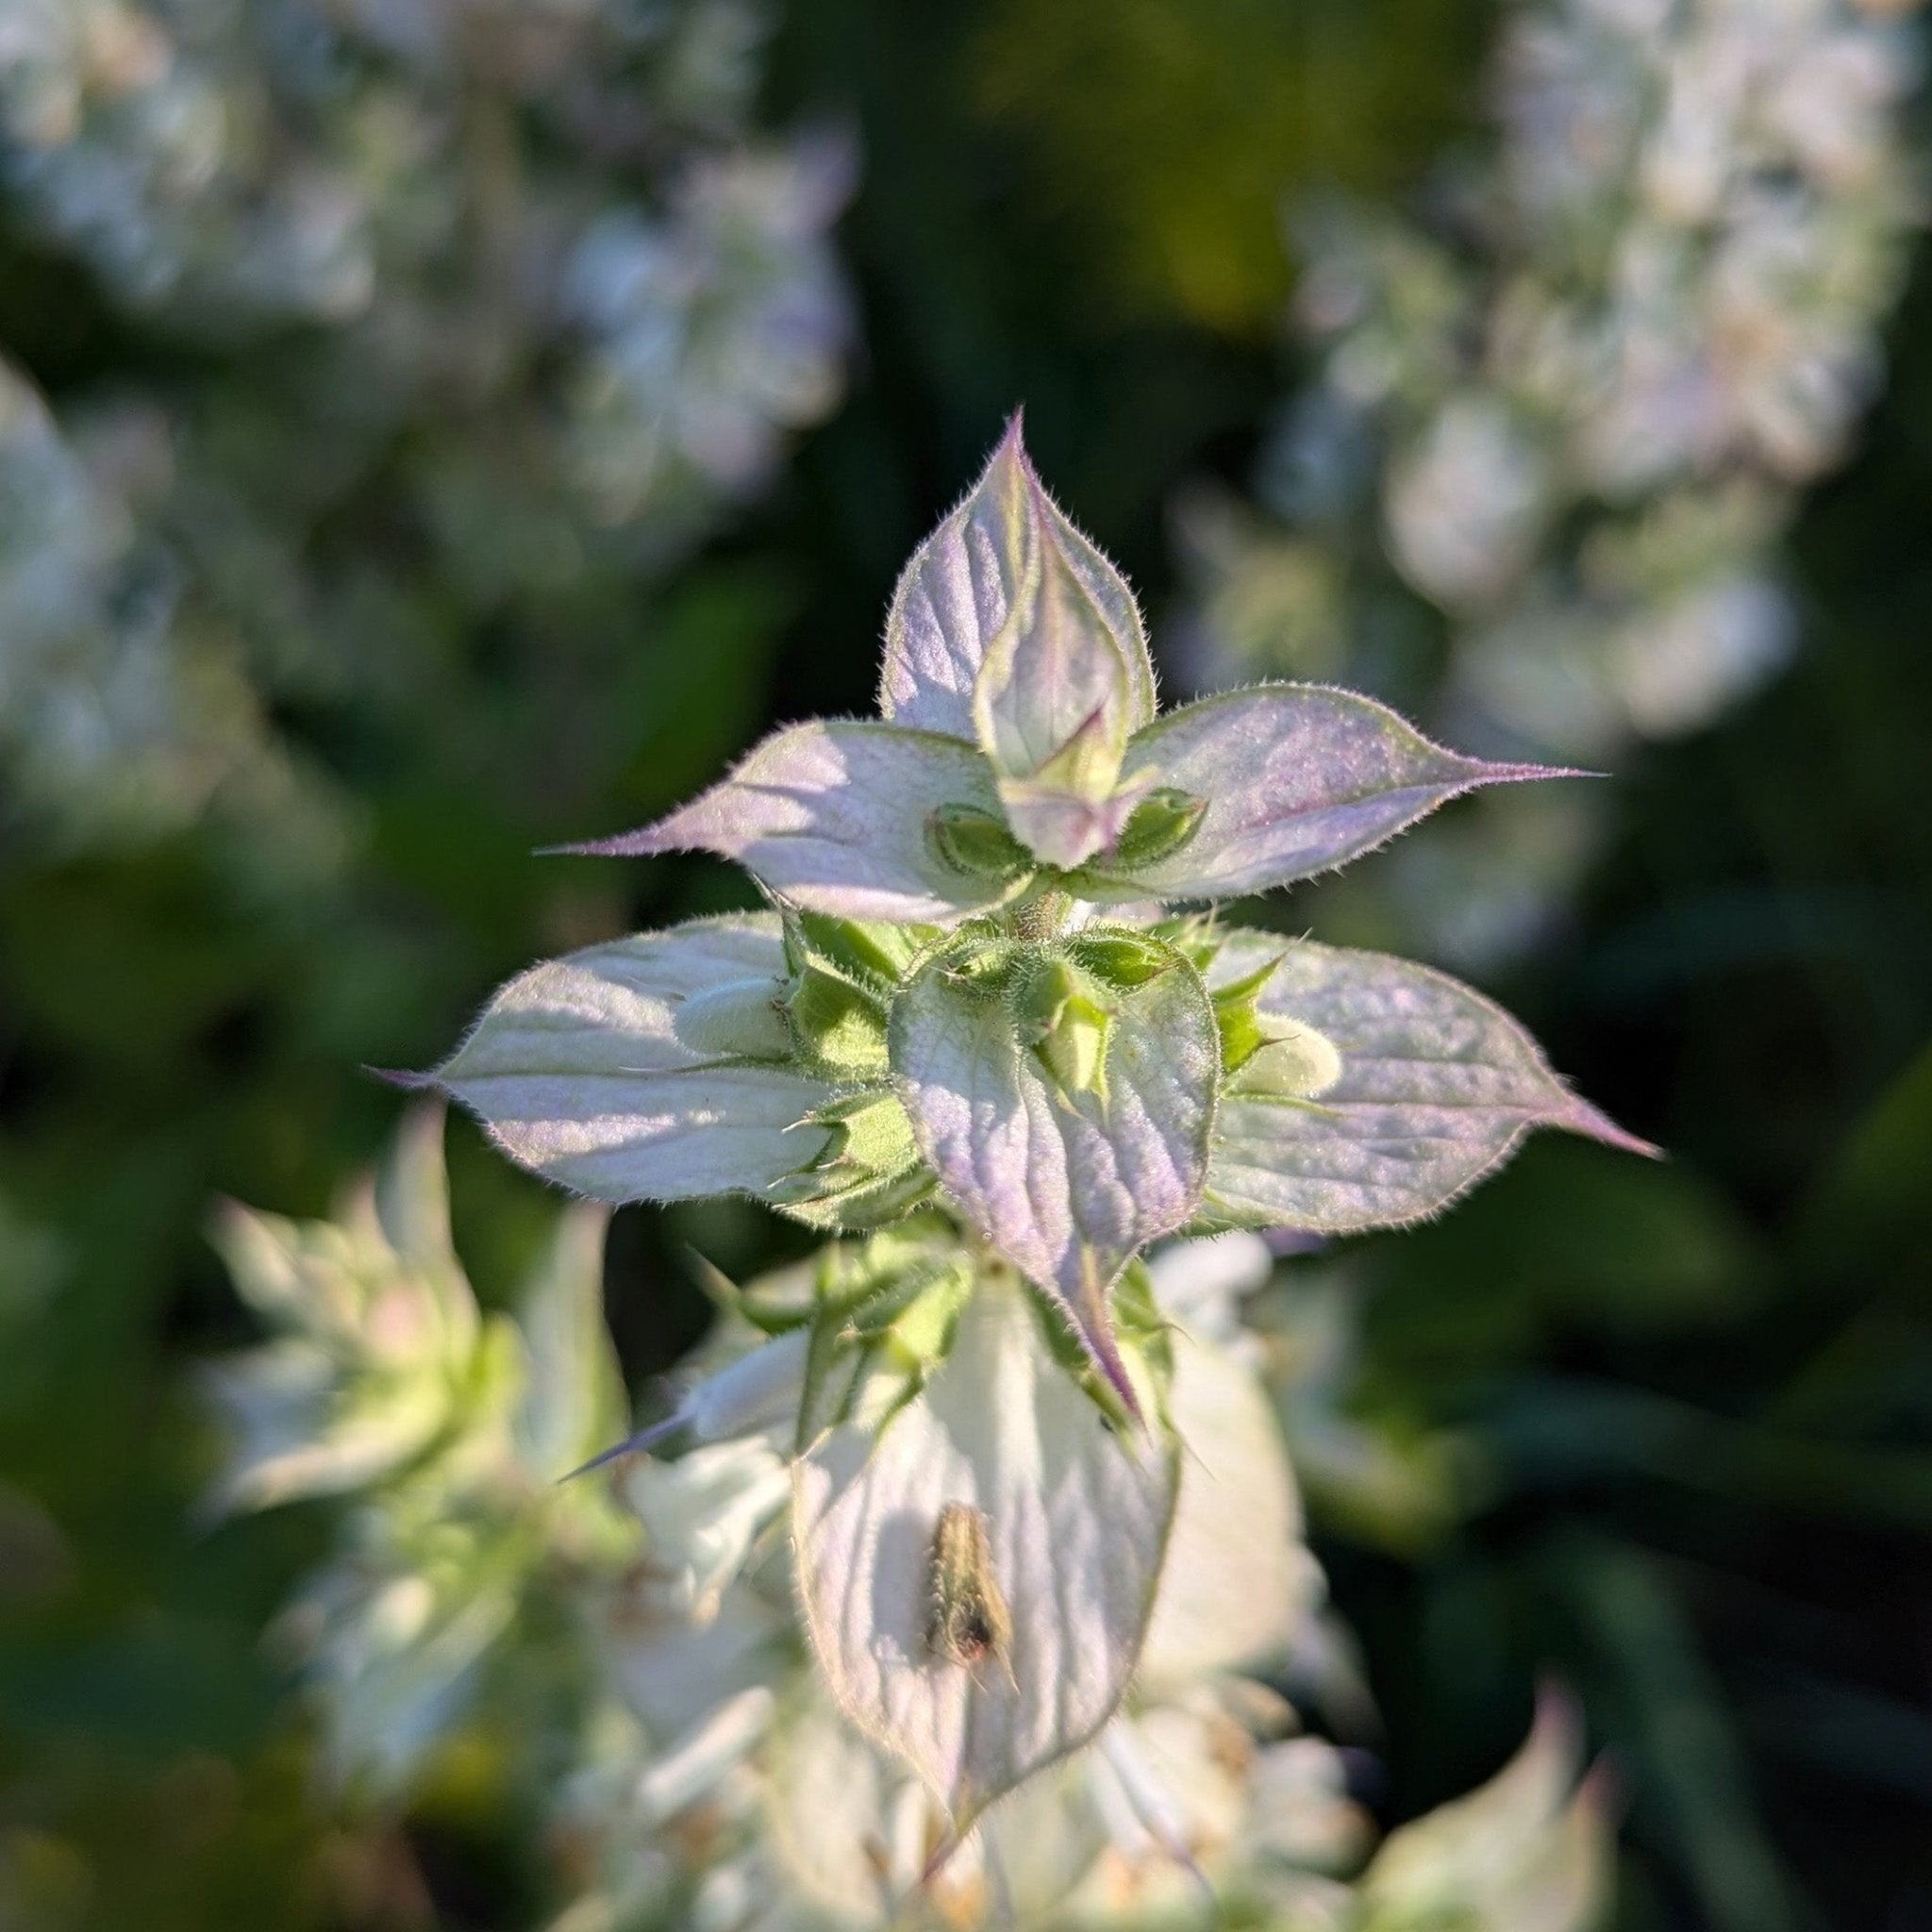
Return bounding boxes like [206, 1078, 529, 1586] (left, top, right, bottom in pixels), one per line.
[707, 1255, 820, 1337]
[938, 930, 1024, 999]
[767, 1091, 933, 1230]
[1017, 954, 1116, 1100]
[1211, 952, 1288, 1074]
[786, 964, 891, 1077]
[777, 1162, 937, 1232]
[793, 1227, 974, 1447]
[784, 908, 935, 995]
[1145, 910, 1223, 974]
[1064, 927, 1174, 991]
[844, 1253, 975, 1338]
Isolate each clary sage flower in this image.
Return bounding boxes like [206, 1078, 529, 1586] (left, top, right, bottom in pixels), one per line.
[409, 421, 1649, 1829]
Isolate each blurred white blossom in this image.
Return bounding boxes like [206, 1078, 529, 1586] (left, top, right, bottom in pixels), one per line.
[207, 1117, 1614, 1929]
[1182, 0, 1923, 963]
[0, 0, 853, 843]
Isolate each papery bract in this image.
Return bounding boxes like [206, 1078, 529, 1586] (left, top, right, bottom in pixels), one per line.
[1198, 930, 1655, 1232]
[791, 1270, 1178, 1832]
[1074, 685, 1571, 902]
[878, 415, 1156, 751]
[565, 723, 1014, 924]
[1138, 1321, 1316, 1687]
[1356, 1688, 1610, 1932]
[889, 928, 1219, 1399]
[427, 915, 836, 1203]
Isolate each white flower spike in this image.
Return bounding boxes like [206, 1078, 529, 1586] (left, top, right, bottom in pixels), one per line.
[408, 420, 1652, 1823]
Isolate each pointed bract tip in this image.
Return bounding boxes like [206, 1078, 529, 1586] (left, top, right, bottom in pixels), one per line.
[557, 1411, 683, 1483]
[682, 1246, 742, 1310]
[365, 1064, 439, 1091]
[536, 821, 673, 859]
[1083, 1316, 1146, 1427]
[1577, 1754, 1624, 1822]
[1475, 758, 1605, 787]
[920, 1829, 965, 1890]
[1564, 1098, 1663, 1160]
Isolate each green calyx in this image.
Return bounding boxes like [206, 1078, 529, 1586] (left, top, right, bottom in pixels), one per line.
[769, 1091, 933, 1229]
[784, 908, 932, 992]
[779, 908, 934, 1078]
[787, 964, 891, 1076]
[795, 1227, 979, 1444]
[924, 924, 1185, 1105]
[1018, 955, 1116, 1099]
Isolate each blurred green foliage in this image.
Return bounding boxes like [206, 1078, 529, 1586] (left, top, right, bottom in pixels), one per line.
[2, 0, 1930, 1927]
[973, 0, 1487, 333]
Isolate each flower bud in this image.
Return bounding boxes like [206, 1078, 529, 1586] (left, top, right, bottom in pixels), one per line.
[674, 975, 793, 1059]
[1018, 955, 1116, 1099]
[925, 803, 1034, 882]
[1208, 951, 1345, 1098]
[1227, 1023, 1343, 1101]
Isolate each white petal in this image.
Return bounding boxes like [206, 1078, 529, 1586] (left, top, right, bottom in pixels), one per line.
[1140, 1329, 1316, 1687]
[1360, 1690, 1609, 1932]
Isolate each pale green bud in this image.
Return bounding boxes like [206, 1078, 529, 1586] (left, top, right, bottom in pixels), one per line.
[674, 974, 793, 1059]
[925, 803, 1034, 882]
[1018, 955, 1115, 1099]
[1108, 787, 1208, 871]
[1208, 949, 1343, 1097]
[1227, 1022, 1343, 1100]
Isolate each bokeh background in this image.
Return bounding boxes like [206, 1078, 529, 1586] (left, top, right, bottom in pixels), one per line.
[3, 0, 1930, 1925]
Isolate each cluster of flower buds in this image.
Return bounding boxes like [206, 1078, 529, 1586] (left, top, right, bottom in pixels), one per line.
[399, 420, 1646, 1842]
[0, 0, 850, 841]
[1179, 0, 1922, 962]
